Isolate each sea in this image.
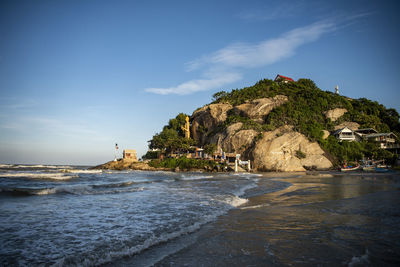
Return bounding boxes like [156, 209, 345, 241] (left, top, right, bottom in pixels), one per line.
[1, 164, 400, 266]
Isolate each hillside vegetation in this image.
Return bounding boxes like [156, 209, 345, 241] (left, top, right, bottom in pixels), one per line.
[149, 78, 400, 165]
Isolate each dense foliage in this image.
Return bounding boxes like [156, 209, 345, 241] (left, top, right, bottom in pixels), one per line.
[148, 157, 225, 170]
[148, 113, 196, 153]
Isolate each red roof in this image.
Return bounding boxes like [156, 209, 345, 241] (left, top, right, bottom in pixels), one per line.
[275, 74, 294, 82]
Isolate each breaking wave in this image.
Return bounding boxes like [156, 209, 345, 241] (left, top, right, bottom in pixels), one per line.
[0, 184, 145, 196]
[0, 164, 73, 169]
[60, 169, 103, 174]
[0, 172, 77, 180]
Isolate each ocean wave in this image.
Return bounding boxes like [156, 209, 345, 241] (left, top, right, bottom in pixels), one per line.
[234, 180, 259, 197]
[0, 172, 77, 180]
[53, 210, 228, 267]
[0, 184, 145, 196]
[223, 195, 248, 207]
[348, 249, 369, 267]
[60, 169, 103, 174]
[179, 174, 215, 181]
[240, 203, 270, 210]
[92, 181, 136, 188]
[0, 164, 73, 169]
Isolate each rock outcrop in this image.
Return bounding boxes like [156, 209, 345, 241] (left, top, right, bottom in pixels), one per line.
[334, 121, 360, 131]
[324, 108, 347, 122]
[191, 103, 232, 145]
[210, 122, 258, 155]
[322, 130, 330, 139]
[190, 96, 333, 171]
[92, 159, 170, 171]
[233, 95, 288, 123]
[251, 126, 332, 172]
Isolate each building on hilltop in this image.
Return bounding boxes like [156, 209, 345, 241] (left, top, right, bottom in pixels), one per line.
[123, 149, 138, 161]
[274, 74, 294, 83]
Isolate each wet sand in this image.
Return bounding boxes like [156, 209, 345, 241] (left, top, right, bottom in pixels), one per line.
[153, 172, 400, 266]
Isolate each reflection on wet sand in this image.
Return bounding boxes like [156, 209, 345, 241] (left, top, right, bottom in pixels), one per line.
[155, 172, 400, 266]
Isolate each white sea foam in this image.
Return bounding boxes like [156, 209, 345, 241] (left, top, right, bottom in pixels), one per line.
[60, 169, 102, 174]
[224, 195, 248, 207]
[3, 164, 73, 169]
[348, 249, 369, 267]
[27, 185, 145, 196]
[241, 203, 270, 210]
[55, 211, 227, 267]
[0, 164, 13, 168]
[0, 172, 77, 180]
[179, 174, 214, 181]
[234, 180, 259, 197]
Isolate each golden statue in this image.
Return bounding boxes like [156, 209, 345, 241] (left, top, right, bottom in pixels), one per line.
[181, 116, 190, 139]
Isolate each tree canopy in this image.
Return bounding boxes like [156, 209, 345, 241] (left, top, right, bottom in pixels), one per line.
[148, 113, 196, 153]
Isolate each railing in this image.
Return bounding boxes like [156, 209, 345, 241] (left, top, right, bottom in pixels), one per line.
[382, 143, 400, 149]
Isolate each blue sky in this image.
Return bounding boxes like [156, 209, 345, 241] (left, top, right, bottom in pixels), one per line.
[0, 0, 399, 165]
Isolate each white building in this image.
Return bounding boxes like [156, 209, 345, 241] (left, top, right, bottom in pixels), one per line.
[333, 127, 358, 142]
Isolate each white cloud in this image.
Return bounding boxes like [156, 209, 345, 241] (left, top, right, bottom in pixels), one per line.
[145, 19, 344, 95]
[187, 21, 335, 70]
[145, 72, 242, 95]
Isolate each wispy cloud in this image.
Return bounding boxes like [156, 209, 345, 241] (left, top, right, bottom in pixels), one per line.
[145, 72, 242, 95]
[187, 21, 335, 71]
[146, 14, 367, 95]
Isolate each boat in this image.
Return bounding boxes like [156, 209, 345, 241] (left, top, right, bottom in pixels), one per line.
[362, 165, 375, 171]
[340, 165, 360, 172]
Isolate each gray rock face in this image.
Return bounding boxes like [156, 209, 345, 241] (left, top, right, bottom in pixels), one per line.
[191, 103, 232, 145]
[210, 123, 258, 154]
[334, 121, 360, 131]
[191, 96, 333, 172]
[324, 108, 347, 122]
[233, 95, 288, 123]
[251, 126, 332, 172]
[322, 130, 330, 139]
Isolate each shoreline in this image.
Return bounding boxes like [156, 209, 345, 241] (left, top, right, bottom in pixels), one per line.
[110, 171, 400, 266]
[91, 159, 337, 173]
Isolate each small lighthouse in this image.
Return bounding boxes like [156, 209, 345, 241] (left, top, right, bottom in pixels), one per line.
[335, 85, 339, 95]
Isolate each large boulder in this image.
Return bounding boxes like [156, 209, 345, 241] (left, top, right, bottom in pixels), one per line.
[324, 108, 347, 122]
[210, 122, 258, 154]
[191, 103, 232, 145]
[233, 95, 288, 123]
[251, 126, 332, 172]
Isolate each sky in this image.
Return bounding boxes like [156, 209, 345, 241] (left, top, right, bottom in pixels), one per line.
[0, 0, 399, 165]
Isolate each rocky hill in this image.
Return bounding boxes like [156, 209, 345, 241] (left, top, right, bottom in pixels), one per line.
[190, 96, 331, 171]
[148, 78, 400, 172]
